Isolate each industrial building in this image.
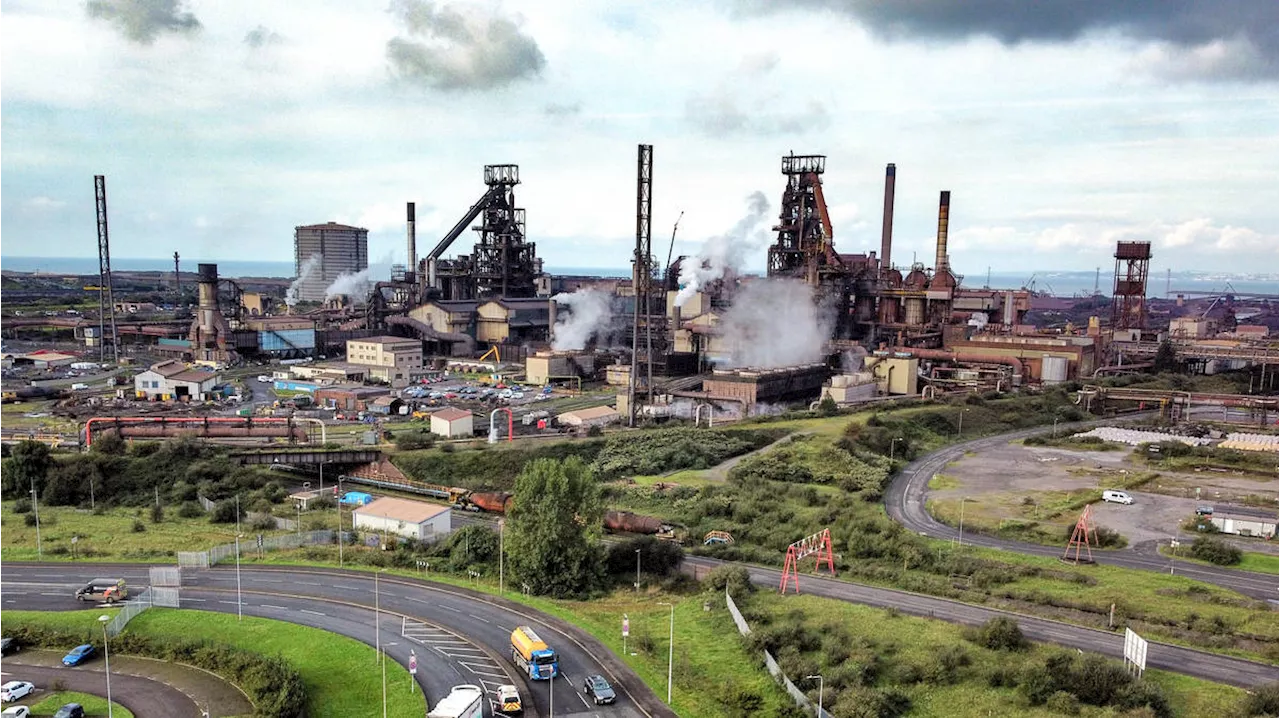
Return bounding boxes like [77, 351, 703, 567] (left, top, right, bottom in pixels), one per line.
[293, 222, 369, 303]
[556, 405, 620, 428]
[430, 407, 474, 438]
[346, 336, 422, 385]
[133, 360, 220, 401]
[352, 497, 452, 542]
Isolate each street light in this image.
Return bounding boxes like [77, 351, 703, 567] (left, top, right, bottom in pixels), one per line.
[657, 601, 674, 705]
[235, 534, 244, 621]
[98, 614, 113, 718]
[375, 568, 382, 662]
[634, 549, 642, 592]
[336, 476, 345, 566]
[805, 674, 823, 718]
[957, 408, 969, 437]
[958, 497, 969, 546]
[1052, 417, 1060, 437]
[29, 486, 42, 559]
[889, 436, 903, 462]
[498, 519, 505, 595]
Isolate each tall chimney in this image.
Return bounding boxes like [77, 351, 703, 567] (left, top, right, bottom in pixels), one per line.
[935, 190, 950, 274]
[880, 163, 896, 273]
[406, 202, 417, 285]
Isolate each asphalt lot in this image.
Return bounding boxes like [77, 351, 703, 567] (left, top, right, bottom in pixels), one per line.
[1, 564, 669, 718]
[0, 660, 199, 717]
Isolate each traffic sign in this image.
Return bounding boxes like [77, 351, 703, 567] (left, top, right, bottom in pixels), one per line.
[256, 534, 264, 548]
[622, 614, 629, 637]
[409, 650, 417, 675]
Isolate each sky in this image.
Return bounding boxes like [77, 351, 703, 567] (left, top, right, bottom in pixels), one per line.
[2, 0, 1277, 278]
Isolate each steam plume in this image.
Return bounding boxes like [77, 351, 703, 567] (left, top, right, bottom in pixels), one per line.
[325, 257, 392, 302]
[551, 289, 612, 351]
[675, 191, 770, 307]
[286, 254, 321, 307]
[716, 279, 831, 369]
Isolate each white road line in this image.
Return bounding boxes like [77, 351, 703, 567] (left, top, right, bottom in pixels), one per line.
[254, 578, 284, 583]
[439, 604, 461, 612]
[184, 598, 206, 602]
[300, 609, 326, 616]
[468, 614, 491, 623]
[219, 601, 239, 606]
[576, 691, 590, 709]
[262, 605, 289, 610]
[497, 625, 511, 632]
[431, 646, 449, 657]
[401, 596, 431, 604]
[39, 592, 63, 597]
[295, 581, 320, 586]
[332, 584, 359, 590]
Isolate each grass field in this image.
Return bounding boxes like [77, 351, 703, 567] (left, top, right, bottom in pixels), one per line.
[0, 400, 77, 433]
[742, 592, 1251, 718]
[1159, 544, 1280, 575]
[0, 503, 292, 562]
[27, 691, 134, 718]
[4, 609, 424, 718]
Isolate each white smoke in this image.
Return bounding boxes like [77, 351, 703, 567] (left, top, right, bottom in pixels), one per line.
[286, 254, 322, 307]
[551, 289, 613, 351]
[716, 278, 832, 369]
[325, 257, 393, 303]
[674, 191, 771, 308]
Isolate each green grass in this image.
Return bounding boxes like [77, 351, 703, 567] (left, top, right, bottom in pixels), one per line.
[0, 503, 292, 562]
[4, 609, 424, 718]
[28, 691, 134, 718]
[1159, 544, 1280, 575]
[927, 473, 961, 490]
[628, 469, 718, 487]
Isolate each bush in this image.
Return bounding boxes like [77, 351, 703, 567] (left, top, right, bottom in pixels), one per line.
[250, 515, 278, 531]
[394, 432, 435, 451]
[1190, 537, 1242, 566]
[23, 513, 39, 527]
[177, 501, 204, 519]
[150, 503, 164, 523]
[1240, 682, 1279, 717]
[1046, 690, 1081, 715]
[586, 425, 604, 437]
[131, 519, 146, 533]
[703, 565, 755, 597]
[606, 536, 684, 578]
[210, 499, 244, 524]
[12, 498, 31, 514]
[973, 616, 1028, 651]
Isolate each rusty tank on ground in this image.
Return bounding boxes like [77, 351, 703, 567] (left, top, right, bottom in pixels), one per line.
[465, 491, 514, 514]
[603, 510, 666, 535]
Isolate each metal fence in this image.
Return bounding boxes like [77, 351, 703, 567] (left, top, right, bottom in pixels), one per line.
[187, 529, 345, 567]
[104, 589, 151, 638]
[149, 566, 181, 587]
[196, 493, 296, 531]
[150, 587, 180, 608]
[726, 589, 829, 718]
[177, 551, 209, 569]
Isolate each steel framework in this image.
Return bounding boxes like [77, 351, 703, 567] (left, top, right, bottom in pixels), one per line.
[629, 144, 664, 425]
[780, 528, 836, 594]
[1111, 241, 1151, 331]
[766, 154, 838, 283]
[94, 175, 120, 364]
[1062, 504, 1098, 564]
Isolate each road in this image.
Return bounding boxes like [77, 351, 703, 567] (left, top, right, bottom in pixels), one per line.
[682, 556, 1276, 688]
[0, 661, 199, 717]
[884, 420, 1280, 602]
[1, 564, 672, 718]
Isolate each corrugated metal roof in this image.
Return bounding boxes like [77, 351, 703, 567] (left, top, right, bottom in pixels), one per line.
[432, 407, 472, 422]
[295, 222, 368, 232]
[354, 496, 450, 524]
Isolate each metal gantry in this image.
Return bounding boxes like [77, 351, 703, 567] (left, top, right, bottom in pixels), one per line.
[94, 175, 120, 364]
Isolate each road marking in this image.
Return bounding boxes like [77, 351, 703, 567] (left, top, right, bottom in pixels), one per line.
[576, 690, 590, 709]
[300, 609, 326, 616]
[496, 624, 511, 632]
[439, 604, 461, 612]
[468, 613, 490, 623]
[332, 584, 359, 590]
[39, 592, 63, 597]
[401, 595, 431, 604]
[219, 601, 239, 606]
[262, 604, 289, 610]
[255, 578, 284, 583]
[295, 581, 320, 586]
[184, 598, 206, 603]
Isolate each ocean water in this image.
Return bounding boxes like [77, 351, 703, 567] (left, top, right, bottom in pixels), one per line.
[2, 256, 1275, 296]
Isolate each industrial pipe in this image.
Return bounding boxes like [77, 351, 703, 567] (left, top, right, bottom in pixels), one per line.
[406, 202, 417, 287]
[82, 416, 310, 449]
[892, 347, 1024, 387]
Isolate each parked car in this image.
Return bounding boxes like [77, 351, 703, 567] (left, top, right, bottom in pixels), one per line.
[61, 644, 96, 666]
[0, 637, 17, 655]
[510, 392, 524, 400]
[1196, 506, 1214, 516]
[257, 375, 272, 383]
[1101, 490, 1133, 505]
[583, 675, 616, 705]
[2, 706, 32, 717]
[53, 705, 84, 718]
[1, 681, 34, 703]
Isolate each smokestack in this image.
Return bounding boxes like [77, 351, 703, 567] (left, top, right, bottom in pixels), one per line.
[880, 163, 895, 273]
[935, 191, 950, 275]
[548, 297, 558, 342]
[406, 202, 417, 285]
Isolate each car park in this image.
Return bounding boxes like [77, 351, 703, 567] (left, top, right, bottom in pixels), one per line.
[53, 705, 84, 718]
[1, 682, 34, 703]
[61, 644, 96, 666]
[583, 675, 616, 705]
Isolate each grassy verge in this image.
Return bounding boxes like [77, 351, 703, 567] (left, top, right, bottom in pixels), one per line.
[1159, 544, 1280, 575]
[735, 591, 1250, 718]
[0, 503, 292, 562]
[28, 691, 134, 718]
[129, 610, 422, 718]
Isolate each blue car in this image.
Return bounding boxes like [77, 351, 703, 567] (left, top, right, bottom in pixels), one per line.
[61, 644, 95, 666]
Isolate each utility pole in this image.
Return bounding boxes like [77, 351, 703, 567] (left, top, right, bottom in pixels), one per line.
[173, 251, 181, 296]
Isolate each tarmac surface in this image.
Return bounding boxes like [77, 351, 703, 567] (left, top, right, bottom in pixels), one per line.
[0, 657, 200, 717]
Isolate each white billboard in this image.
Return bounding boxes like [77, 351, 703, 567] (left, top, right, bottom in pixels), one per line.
[1123, 628, 1148, 676]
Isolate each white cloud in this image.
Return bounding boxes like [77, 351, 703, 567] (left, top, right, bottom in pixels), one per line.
[22, 197, 67, 212]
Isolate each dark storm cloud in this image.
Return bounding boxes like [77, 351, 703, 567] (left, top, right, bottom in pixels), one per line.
[85, 0, 200, 44]
[244, 25, 283, 49]
[734, 0, 1277, 81]
[386, 0, 546, 91]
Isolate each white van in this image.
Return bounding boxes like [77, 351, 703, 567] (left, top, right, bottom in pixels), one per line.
[1101, 490, 1133, 505]
[70, 383, 90, 391]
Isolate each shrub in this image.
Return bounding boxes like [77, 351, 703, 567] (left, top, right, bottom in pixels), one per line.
[586, 425, 604, 437]
[23, 513, 39, 527]
[210, 499, 244, 524]
[12, 498, 32, 514]
[177, 501, 204, 519]
[606, 536, 684, 578]
[973, 616, 1028, 651]
[703, 565, 755, 597]
[150, 503, 164, 523]
[924, 644, 970, 685]
[250, 515, 278, 531]
[1018, 664, 1056, 705]
[1240, 682, 1279, 718]
[131, 519, 146, 533]
[1189, 537, 1242, 566]
[394, 432, 435, 451]
[1046, 690, 1081, 715]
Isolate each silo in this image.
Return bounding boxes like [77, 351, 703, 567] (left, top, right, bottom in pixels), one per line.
[1042, 356, 1069, 384]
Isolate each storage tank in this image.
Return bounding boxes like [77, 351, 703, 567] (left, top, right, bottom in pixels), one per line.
[1042, 356, 1069, 384]
[831, 375, 849, 388]
[603, 510, 664, 535]
[466, 491, 513, 514]
[904, 298, 926, 326]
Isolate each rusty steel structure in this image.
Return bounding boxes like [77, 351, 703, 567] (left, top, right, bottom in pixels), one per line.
[94, 175, 120, 364]
[1111, 241, 1152, 331]
[629, 144, 667, 423]
[425, 164, 540, 301]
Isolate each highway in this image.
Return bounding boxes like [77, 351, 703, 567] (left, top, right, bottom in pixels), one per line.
[682, 556, 1277, 688]
[884, 421, 1280, 602]
[0, 661, 199, 717]
[1, 564, 672, 718]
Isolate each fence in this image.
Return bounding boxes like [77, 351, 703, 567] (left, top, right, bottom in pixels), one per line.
[104, 588, 151, 638]
[196, 493, 297, 531]
[725, 589, 830, 718]
[183, 530, 347, 567]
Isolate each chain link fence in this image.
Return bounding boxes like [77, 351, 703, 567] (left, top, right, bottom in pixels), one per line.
[104, 588, 152, 638]
[726, 589, 829, 718]
[182, 530, 349, 567]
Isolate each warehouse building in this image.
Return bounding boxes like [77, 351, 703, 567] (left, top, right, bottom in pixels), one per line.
[353, 496, 452, 543]
[134, 360, 220, 401]
[293, 222, 369, 303]
[556, 405, 620, 428]
[430, 407, 474, 438]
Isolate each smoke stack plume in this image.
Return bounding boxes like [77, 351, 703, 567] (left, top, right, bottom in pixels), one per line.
[880, 163, 895, 273]
[407, 202, 417, 282]
[935, 190, 950, 274]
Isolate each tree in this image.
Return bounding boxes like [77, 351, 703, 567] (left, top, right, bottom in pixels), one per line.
[505, 457, 605, 597]
[817, 395, 839, 416]
[92, 430, 126, 456]
[4, 440, 51, 498]
[1152, 340, 1178, 373]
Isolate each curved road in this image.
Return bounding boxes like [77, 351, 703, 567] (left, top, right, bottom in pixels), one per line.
[0, 662, 197, 717]
[884, 420, 1280, 602]
[1, 564, 672, 718]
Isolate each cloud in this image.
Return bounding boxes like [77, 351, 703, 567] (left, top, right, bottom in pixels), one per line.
[544, 101, 582, 117]
[23, 197, 67, 212]
[85, 0, 201, 44]
[734, 0, 1277, 81]
[244, 25, 283, 49]
[386, 0, 546, 91]
[685, 53, 830, 137]
[951, 218, 1276, 256]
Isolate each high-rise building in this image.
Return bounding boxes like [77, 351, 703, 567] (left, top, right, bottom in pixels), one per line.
[293, 222, 369, 302]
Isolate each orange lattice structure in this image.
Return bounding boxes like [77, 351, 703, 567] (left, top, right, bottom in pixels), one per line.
[1062, 504, 1099, 564]
[780, 528, 836, 594]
